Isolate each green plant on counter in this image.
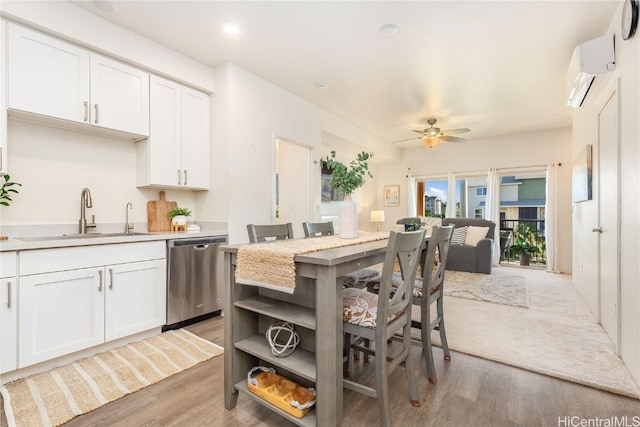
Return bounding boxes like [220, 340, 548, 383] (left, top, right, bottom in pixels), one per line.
[322, 150, 374, 197]
[167, 207, 192, 218]
[0, 175, 21, 207]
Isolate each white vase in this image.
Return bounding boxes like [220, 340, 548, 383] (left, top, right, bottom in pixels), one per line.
[339, 198, 358, 238]
[172, 215, 187, 226]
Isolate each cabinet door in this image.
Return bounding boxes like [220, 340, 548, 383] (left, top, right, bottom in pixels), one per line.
[8, 23, 89, 123]
[19, 268, 104, 368]
[90, 54, 149, 136]
[105, 259, 166, 341]
[1, 20, 7, 174]
[148, 75, 182, 186]
[180, 87, 210, 189]
[0, 278, 17, 373]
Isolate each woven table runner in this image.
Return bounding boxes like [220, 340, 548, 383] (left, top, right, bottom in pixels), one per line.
[235, 231, 389, 293]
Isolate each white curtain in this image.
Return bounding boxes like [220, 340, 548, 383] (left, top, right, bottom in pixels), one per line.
[545, 163, 560, 273]
[445, 171, 456, 218]
[407, 175, 417, 217]
[485, 168, 501, 266]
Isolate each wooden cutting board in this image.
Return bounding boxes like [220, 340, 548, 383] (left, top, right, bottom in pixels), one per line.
[147, 191, 177, 232]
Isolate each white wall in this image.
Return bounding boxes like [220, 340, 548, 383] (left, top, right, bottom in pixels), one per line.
[571, 1, 640, 384]
[212, 64, 389, 243]
[1, 120, 196, 230]
[372, 128, 573, 273]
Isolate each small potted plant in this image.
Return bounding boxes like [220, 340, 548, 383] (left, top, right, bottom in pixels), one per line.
[0, 174, 21, 207]
[0, 174, 22, 240]
[510, 224, 540, 266]
[167, 207, 192, 226]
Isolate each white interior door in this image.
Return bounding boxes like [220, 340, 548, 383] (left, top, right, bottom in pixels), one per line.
[276, 139, 312, 239]
[597, 86, 620, 353]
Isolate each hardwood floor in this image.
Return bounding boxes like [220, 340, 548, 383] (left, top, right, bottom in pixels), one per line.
[2, 315, 638, 426]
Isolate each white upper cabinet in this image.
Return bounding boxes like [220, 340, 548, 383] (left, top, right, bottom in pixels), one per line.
[1, 20, 8, 175]
[7, 23, 149, 138]
[137, 75, 209, 190]
[90, 54, 149, 136]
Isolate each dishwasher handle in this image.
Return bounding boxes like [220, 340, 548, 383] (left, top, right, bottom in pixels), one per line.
[194, 244, 210, 250]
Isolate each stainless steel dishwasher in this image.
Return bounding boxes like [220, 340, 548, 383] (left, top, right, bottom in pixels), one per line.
[165, 235, 227, 330]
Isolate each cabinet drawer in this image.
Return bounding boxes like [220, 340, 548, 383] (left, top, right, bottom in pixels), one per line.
[20, 241, 165, 275]
[0, 252, 17, 278]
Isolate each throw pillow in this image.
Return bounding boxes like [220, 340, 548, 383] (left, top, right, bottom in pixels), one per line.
[450, 226, 467, 245]
[465, 226, 490, 247]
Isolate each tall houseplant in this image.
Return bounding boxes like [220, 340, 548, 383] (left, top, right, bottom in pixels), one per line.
[511, 224, 541, 266]
[323, 151, 373, 238]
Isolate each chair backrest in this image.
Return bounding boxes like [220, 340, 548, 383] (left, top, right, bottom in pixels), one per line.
[247, 223, 294, 243]
[302, 221, 334, 238]
[377, 230, 425, 324]
[422, 225, 454, 294]
[442, 218, 495, 240]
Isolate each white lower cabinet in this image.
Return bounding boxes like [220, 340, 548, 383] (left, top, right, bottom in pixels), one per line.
[19, 268, 104, 367]
[105, 260, 165, 341]
[17, 242, 166, 369]
[0, 251, 18, 374]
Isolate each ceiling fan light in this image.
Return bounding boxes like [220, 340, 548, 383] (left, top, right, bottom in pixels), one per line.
[423, 137, 440, 148]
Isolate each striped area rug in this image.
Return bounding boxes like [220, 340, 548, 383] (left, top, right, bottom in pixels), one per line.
[1, 329, 223, 427]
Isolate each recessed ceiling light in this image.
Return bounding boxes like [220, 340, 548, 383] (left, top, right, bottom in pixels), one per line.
[314, 83, 329, 93]
[223, 24, 240, 36]
[93, 0, 115, 13]
[380, 24, 398, 36]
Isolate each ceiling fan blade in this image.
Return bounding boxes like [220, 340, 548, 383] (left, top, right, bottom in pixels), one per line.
[391, 136, 422, 144]
[441, 135, 466, 142]
[442, 127, 470, 135]
[412, 129, 426, 134]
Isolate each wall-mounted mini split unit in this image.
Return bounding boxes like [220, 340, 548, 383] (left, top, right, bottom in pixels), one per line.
[566, 35, 615, 108]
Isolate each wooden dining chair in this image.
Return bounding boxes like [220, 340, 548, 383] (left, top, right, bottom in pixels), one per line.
[412, 225, 454, 385]
[302, 221, 334, 237]
[342, 230, 425, 426]
[246, 223, 294, 243]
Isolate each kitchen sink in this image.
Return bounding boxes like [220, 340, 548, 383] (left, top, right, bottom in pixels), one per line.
[17, 232, 148, 242]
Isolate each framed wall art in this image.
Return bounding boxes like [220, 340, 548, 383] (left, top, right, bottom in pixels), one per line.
[383, 185, 400, 206]
[572, 144, 593, 203]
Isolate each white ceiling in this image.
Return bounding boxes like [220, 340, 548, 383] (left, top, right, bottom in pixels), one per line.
[70, 0, 617, 148]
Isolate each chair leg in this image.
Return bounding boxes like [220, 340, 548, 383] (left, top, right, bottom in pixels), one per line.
[343, 333, 353, 377]
[437, 295, 451, 361]
[403, 320, 420, 407]
[375, 336, 390, 427]
[422, 299, 437, 384]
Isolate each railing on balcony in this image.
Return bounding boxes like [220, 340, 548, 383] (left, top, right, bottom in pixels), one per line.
[499, 219, 546, 266]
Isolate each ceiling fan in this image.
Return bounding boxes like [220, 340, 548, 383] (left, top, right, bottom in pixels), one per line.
[391, 118, 470, 148]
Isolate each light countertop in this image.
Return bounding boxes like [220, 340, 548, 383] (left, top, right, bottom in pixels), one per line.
[0, 230, 228, 252]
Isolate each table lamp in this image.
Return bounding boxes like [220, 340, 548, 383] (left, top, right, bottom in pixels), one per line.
[370, 210, 385, 232]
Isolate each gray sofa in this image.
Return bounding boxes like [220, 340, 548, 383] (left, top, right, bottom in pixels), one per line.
[442, 218, 496, 274]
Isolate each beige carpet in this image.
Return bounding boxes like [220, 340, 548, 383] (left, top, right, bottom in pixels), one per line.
[1, 329, 223, 427]
[444, 269, 529, 308]
[424, 267, 640, 399]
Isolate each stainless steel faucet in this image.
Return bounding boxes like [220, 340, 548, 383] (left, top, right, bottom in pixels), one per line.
[125, 202, 134, 233]
[79, 187, 96, 234]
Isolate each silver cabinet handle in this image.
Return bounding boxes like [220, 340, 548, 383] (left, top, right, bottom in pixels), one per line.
[6, 281, 11, 308]
[83, 101, 89, 122]
[177, 169, 182, 185]
[94, 104, 99, 124]
[184, 170, 188, 186]
[592, 227, 603, 233]
[98, 270, 103, 291]
[109, 268, 113, 289]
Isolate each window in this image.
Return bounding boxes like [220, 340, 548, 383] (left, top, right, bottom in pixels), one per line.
[518, 207, 537, 220]
[474, 208, 484, 218]
[476, 187, 487, 196]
